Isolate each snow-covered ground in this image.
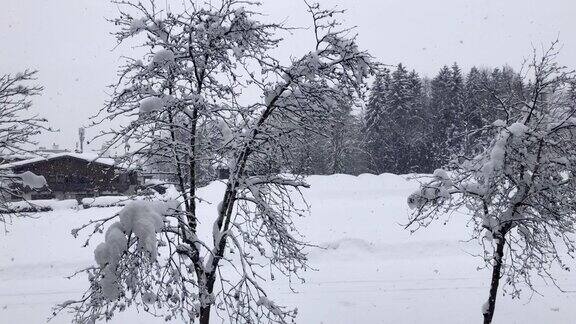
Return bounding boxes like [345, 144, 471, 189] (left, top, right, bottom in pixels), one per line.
[1, 174, 575, 323]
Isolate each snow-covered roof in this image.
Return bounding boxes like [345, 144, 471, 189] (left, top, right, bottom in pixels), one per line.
[0, 152, 119, 170]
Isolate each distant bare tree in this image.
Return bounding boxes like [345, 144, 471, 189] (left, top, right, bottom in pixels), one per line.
[0, 70, 48, 226]
[407, 41, 576, 324]
[54, 1, 374, 323]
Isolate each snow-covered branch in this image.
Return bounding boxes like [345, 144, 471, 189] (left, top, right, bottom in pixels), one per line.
[0, 70, 50, 226]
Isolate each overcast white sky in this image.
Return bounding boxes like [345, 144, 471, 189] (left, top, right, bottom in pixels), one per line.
[1, 0, 575, 150]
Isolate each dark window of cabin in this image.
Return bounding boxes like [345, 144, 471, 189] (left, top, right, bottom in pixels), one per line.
[119, 173, 128, 184]
[78, 176, 90, 184]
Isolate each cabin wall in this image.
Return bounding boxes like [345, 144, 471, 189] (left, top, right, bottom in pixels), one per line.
[10, 156, 138, 200]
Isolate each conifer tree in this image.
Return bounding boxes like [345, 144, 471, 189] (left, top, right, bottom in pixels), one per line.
[430, 65, 454, 166]
[429, 63, 467, 167]
[365, 70, 390, 173]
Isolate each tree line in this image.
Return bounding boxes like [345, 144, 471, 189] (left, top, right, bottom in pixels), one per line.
[286, 62, 525, 176]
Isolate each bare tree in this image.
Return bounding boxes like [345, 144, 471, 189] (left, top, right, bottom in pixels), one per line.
[0, 70, 48, 226]
[55, 1, 374, 323]
[406, 41, 576, 324]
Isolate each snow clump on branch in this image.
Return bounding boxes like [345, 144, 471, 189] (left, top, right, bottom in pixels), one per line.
[407, 169, 453, 210]
[17, 171, 47, 189]
[129, 17, 147, 34]
[152, 49, 175, 66]
[139, 96, 164, 113]
[93, 200, 177, 300]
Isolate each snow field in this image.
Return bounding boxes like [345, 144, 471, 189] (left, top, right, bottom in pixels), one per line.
[1, 174, 575, 323]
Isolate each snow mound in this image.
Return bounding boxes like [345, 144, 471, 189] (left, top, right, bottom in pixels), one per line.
[323, 237, 378, 252]
[82, 196, 131, 208]
[2, 199, 78, 213]
[315, 237, 467, 261]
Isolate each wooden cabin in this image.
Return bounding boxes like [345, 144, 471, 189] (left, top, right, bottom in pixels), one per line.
[1, 153, 139, 201]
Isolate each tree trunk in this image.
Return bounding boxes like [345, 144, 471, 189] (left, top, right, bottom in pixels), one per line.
[199, 305, 211, 324]
[483, 235, 506, 324]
